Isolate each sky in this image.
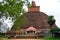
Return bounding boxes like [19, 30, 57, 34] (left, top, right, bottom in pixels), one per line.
[0, 0, 60, 28]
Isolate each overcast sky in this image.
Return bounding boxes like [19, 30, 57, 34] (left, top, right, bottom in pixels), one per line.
[0, 0, 60, 28]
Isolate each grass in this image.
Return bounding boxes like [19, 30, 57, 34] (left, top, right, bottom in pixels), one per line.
[0, 35, 8, 40]
[0, 35, 60, 40]
[0, 37, 60, 40]
[0, 38, 8, 40]
[44, 37, 60, 40]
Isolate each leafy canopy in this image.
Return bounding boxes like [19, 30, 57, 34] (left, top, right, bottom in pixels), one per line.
[48, 16, 56, 26]
[0, 0, 31, 17]
[0, 0, 31, 30]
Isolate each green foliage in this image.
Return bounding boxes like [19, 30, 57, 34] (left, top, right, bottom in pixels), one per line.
[50, 28, 60, 33]
[48, 16, 54, 20]
[0, 0, 24, 17]
[0, 0, 30, 30]
[45, 36, 60, 40]
[0, 0, 31, 17]
[24, 0, 32, 8]
[48, 16, 56, 27]
[12, 15, 28, 30]
[0, 33, 2, 37]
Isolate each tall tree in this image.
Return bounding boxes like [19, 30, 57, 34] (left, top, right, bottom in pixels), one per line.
[0, 0, 31, 31]
[48, 15, 56, 38]
[48, 16, 56, 27]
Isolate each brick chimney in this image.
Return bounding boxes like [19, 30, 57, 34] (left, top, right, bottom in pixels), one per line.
[28, 1, 40, 12]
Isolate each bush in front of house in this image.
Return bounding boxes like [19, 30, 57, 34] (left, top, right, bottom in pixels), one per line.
[47, 28, 60, 38]
[0, 32, 8, 38]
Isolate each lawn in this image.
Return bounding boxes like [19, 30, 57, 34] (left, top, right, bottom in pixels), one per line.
[0, 38, 60, 40]
[44, 37, 60, 40]
[0, 37, 60, 40]
[0, 38, 8, 40]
